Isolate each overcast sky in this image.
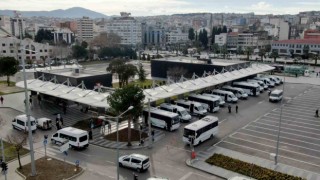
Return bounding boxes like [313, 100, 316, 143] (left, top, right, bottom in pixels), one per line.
[0, 0, 319, 16]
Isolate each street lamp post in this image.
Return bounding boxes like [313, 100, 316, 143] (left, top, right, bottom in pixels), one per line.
[275, 63, 286, 165]
[148, 98, 152, 149]
[114, 106, 133, 180]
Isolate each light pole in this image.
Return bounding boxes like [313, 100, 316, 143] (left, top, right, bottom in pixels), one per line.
[148, 98, 152, 149]
[114, 106, 133, 180]
[275, 63, 286, 165]
[20, 47, 37, 176]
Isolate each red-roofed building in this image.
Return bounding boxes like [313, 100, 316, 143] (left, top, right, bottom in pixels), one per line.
[304, 29, 320, 40]
[271, 39, 320, 56]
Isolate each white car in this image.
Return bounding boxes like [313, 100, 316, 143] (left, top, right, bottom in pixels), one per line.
[119, 154, 150, 172]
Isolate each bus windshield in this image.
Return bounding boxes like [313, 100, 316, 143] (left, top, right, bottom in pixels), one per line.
[197, 105, 204, 111]
[172, 116, 180, 124]
[180, 110, 188, 117]
[270, 93, 280, 97]
[183, 128, 195, 137]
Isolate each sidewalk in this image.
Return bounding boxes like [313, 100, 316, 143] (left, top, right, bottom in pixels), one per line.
[186, 146, 320, 180]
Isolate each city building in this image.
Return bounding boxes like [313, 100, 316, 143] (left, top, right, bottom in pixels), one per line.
[77, 16, 94, 42]
[105, 12, 142, 46]
[303, 29, 320, 40]
[52, 28, 75, 45]
[142, 22, 166, 48]
[59, 21, 77, 33]
[278, 20, 291, 40]
[271, 39, 320, 56]
[214, 33, 227, 46]
[0, 15, 11, 33]
[0, 36, 53, 63]
[165, 27, 188, 44]
[226, 32, 258, 51]
[10, 13, 26, 38]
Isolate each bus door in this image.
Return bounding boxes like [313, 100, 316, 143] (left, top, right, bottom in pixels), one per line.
[190, 103, 194, 114]
[253, 88, 256, 96]
[224, 94, 227, 101]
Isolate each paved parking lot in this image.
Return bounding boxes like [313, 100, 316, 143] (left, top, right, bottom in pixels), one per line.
[215, 85, 320, 173]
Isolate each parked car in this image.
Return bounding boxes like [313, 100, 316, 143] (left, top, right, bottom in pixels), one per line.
[118, 154, 150, 172]
[36, 117, 52, 130]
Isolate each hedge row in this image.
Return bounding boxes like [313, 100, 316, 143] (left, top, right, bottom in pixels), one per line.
[205, 154, 305, 180]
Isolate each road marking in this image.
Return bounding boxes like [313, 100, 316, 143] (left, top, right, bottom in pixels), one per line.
[166, 145, 191, 152]
[106, 160, 115, 164]
[231, 132, 320, 154]
[220, 141, 320, 168]
[258, 118, 320, 131]
[253, 121, 320, 136]
[260, 116, 320, 127]
[266, 113, 320, 123]
[258, 100, 264, 104]
[178, 172, 193, 180]
[225, 136, 320, 160]
[219, 119, 227, 124]
[246, 124, 320, 141]
[241, 128, 320, 148]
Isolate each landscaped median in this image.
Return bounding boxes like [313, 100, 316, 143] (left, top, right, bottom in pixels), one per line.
[205, 154, 305, 180]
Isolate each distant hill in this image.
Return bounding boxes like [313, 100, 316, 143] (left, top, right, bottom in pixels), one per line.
[0, 7, 108, 18]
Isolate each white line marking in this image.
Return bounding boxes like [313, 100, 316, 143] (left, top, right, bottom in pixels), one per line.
[246, 124, 320, 141]
[231, 132, 320, 154]
[240, 128, 320, 148]
[258, 118, 320, 131]
[219, 119, 227, 123]
[178, 172, 193, 180]
[225, 136, 320, 160]
[253, 121, 320, 136]
[106, 160, 115, 164]
[258, 100, 264, 104]
[166, 145, 191, 152]
[260, 115, 320, 127]
[266, 113, 320, 123]
[220, 141, 320, 168]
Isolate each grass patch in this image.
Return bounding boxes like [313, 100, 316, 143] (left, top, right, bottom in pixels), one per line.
[2, 141, 29, 162]
[72, 117, 103, 130]
[17, 157, 82, 180]
[105, 127, 148, 142]
[0, 80, 16, 86]
[205, 154, 305, 180]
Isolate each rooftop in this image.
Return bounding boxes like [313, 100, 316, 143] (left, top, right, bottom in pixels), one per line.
[154, 58, 246, 66]
[273, 39, 320, 44]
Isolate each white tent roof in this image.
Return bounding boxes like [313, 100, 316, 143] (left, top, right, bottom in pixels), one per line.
[16, 63, 274, 109]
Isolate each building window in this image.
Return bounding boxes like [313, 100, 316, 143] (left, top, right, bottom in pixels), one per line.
[44, 49, 47, 52]
[2, 43, 5, 47]
[2, 50, 6, 53]
[10, 43, 13, 47]
[10, 50, 14, 53]
[18, 50, 21, 53]
[40, 49, 43, 52]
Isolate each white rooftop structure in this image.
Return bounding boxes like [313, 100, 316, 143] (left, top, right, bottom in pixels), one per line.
[16, 63, 274, 109]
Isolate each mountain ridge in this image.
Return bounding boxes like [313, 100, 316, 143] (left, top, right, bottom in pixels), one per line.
[0, 7, 108, 18]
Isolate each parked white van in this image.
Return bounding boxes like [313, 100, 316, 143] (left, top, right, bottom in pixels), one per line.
[12, 114, 37, 132]
[247, 79, 268, 90]
[261, 75, 281, 85]
[254, 77, 275, 87]
[221, 86, 248, 99]
[211, 89, 238, 103]
[176, 99, 207, 116]
[159, 103, 192, 122]
[51, 127, 89, 149]
[269, 89, 283, 102]
[202, 93, 226, 107]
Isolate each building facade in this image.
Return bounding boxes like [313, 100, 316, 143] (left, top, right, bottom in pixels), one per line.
[77, 16, 93, 42]
[142, 22, 166, 48]
[0, 15, 11, 33]
[0, 37, 53, 63]
[105, 12, 142, 46]
[53, 28, 75, 45]
[271, 39, 320, 56]
[303, 29, 320, 39]
[165, 28, 188, 44]
[11, 17, 26, 38]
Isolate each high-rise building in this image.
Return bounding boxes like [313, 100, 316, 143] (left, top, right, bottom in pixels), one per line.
[10, 12, 26, 38]
[105, 12, 142, 45]
[53, 28, 75, 45]
[77, 16, 93, 42]
[142, 22, 166, 48]
[278, 20, 290, 40]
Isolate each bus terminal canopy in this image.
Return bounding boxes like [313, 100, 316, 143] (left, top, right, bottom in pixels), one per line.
[16, 63, 274, 109]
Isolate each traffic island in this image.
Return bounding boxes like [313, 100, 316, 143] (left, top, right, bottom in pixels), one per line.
[16, 157, 83, 180]
[105, 127, 148, 142]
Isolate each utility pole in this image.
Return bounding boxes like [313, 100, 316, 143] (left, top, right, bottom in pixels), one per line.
[148, 98, 152, 148]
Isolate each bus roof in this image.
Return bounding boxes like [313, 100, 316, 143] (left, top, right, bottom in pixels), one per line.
[59, 127, 88, 135]
[176, 99, 202, 106]
[233, 81, 259, 88]
[189, 94, 220, 101]
[184, 116, 218, 131]
[212, 89, 234, 95]
[144, 108, 179, 118]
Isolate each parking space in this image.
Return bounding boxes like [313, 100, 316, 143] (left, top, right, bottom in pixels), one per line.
[215, 86, 320, 173]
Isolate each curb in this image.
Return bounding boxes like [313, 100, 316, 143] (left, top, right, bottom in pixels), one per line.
[185, 158, 227, 180]
[7, 153, 30, 164]
[15, 168, 27, 180]
[64, 168, 85, 180]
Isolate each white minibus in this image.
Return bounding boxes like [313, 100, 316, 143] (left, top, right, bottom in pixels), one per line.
[232, 82, 260, 96]
[12, 114, 37, 132]
[269, 89, 283, 102]
[176, 99, 207, 116]
[211, 89, 238, 103]
[247, 79, 268, 90]
[221, 85, 248, 99]
[254, 77, 275, 87]
[202, 93, 225, 107]
[143, 108, 180, 131]
[188, 94, 220, 113]
[183, 116, 219, 146]
[51, 127, 89, 149]
[159, 103, 192, 122]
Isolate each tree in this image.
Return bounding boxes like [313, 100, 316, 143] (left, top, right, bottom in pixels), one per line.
[236, 46, 243, 55]
[258, 48, 266, 61]
[72, 45, 88, 61]
[211, 27, 217, 44]
[35, 29, 54, 44]
[0, 57, 19, 86]
[202, 29, 208, 48]
[221, 45, 228, 59]
[188, 28, 195, 41]
[107, 85, 145, 146]
[167, 67, 188, 82]
[217, 26, 222, 35]
[137, 63, 146, 82]
[222, 26, 228, 33]
[244, 47, 253, 60]
[122, 64, 137, 86]
[270, 50, 279, 62]
[147, 54, 151, 61]
[107, 60, 137, 88]
[81, 41, 88, 49]
[212, 43, 219, 54]
[7, 134, 27, 169]
[302, 45, 310, 59]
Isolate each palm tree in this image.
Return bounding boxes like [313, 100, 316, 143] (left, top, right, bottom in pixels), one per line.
[270, 50, 279, 63]
[244, 47, 253, 60]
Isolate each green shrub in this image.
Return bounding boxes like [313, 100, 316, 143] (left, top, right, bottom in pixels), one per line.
[205, 154, 305, 180]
